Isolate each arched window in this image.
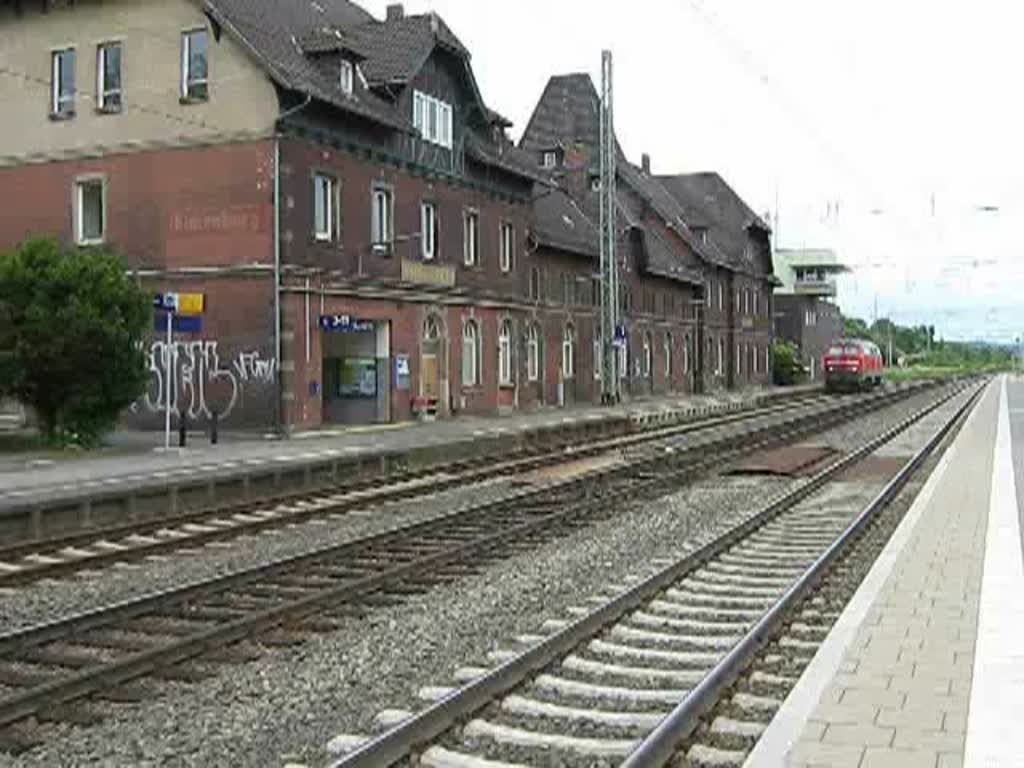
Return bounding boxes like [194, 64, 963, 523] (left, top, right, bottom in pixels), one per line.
[664, 332, 673, 378]
[642, 332, 653, 377]
[562, 324, 576, 378]
[462, 319, 481, 386]
[423, 315, 442, 342]
[498, 320, 513, 385]
[526, 324, 540, 382]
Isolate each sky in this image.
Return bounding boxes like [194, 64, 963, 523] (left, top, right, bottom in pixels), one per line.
[362, 0, 1024, 342]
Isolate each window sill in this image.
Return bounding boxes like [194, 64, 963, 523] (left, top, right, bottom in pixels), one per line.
[76, 239, 105, 247]
[499, 382, 515, 390]
[49, 111, 75, 122]
[179, 95, 209, 106]
[371, 244, 394, 257]
[95, 104, 123, 116]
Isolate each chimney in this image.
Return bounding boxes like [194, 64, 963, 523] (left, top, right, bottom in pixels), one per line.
[386, 4, 404, 20]
[641, 153, 651, 175]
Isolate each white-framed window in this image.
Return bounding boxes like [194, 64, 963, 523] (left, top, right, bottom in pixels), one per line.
[705, 281, 712, 308]
[753, 343, 759, 374]
[181, 28, 209, 101]
[498, 320, 513, 385]
[542, 151, 557, 168]
[526, 324, 540, 382]
[529, 266, 542, 302]
[499, 222, 514, 272]
[413, 90, 453, 148]
[765, 345, 771, 376]
[51, 48, 75, 116]
[717, 337, 725, 375]
[642, 332, 653, 377]
[464, 210, 479, 266]
[744, 289, 751, 315]
[339, 59, 354, 95]
[665, 333, 673, 379]
[617, 341, 628, 379]
[75, 178, 105, 245]
[462, 319, 482, 387]
[421, 202, 438, 261]
[562, 273, 574, 306]
[683, 334, 691, 374]
[96, 42, 122, 112]
[594, 331, 603, 381]
[754, 290, 760, 316]
[805, 310, 817, 326]
[313, 173, 337, 241]
[736, 343, 742, 375]
[718, 282, 724, 310]
[562, 324, 576, 379]
[424, 315, 442, 342]
[371, 186, 393, 249]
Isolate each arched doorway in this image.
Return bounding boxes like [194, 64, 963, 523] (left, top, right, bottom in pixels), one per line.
[421, 314, 445, 405]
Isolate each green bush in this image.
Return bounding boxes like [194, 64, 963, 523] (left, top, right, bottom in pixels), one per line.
[771, 340, 800, 386]
[0, 237, 151, 446]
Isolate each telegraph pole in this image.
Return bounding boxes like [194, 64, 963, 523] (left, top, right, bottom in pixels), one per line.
[599, 49, 621, 404]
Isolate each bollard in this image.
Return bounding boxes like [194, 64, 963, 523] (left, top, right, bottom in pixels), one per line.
[179, 408, 187, 448]
[210, 410, 219, 445]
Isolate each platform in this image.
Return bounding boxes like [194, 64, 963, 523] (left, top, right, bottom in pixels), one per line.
[0, 385, 820, 542]
[747, 375, 1024, 767]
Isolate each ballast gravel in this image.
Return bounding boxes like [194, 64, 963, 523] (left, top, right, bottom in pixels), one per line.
[0, 383, 955, 768]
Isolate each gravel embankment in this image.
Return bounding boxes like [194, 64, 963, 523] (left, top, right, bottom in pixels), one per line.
[0, 382, 962, 768]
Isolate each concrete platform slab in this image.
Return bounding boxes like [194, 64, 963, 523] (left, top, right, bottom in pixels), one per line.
[747, 376, 1024, 768]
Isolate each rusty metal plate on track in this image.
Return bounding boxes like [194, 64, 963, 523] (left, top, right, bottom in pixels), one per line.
[838, 455, 912, 481]
[727, 445, 839, 477]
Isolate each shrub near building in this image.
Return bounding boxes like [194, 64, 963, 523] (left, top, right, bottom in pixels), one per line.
[0, 237, 150, 446]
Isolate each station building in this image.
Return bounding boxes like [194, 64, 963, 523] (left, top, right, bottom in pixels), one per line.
[772, 248, 848, 381]
[0, 0, 778, 433]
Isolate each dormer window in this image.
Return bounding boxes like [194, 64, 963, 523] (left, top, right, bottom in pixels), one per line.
[339, 59, 354, 95]
[413, 90, 453, 149]
[542, 151, 557, 169]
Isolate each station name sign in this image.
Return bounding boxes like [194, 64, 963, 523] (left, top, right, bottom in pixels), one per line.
[319, 315, 374, 333]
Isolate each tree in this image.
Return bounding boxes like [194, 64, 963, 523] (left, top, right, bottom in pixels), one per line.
[0, 237, 151, 445]
[771, 339, 800, 386]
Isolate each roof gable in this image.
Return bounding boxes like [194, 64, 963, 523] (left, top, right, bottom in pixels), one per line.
[352, 12, 467, 86]
[205, 0, 405, 129]
[656, 172, 773, 276]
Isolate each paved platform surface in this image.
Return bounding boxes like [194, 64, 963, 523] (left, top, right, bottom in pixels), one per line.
[0, 387, 794, 505]
[747, 376, 1024, 767]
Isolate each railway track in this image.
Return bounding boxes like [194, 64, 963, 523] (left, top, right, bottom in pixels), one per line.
[0, 390, 868, 589]
[318, 379, 981, 768]
[0, 385, 932, 751]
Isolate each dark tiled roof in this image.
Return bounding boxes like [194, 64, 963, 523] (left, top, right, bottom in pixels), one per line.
[656, 172, 772, 276]
[520, 72, 725, 274]
[206, 1, 533, 182]
[520, 74, 602, 154]
[464, 132, 551, 184]
[297, 27, 368, 59]
[530, 187, 599, 259]
[637, 224, 705, 287]
[616, 162, 724, 269]
[350, 12, 468, 86]
[205, 0, 406, 129]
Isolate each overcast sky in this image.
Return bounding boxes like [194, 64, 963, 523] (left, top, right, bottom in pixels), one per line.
[364, 0, 1024, 342]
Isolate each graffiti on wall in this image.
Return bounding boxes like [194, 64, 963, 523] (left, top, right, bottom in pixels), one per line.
[135, 340, 276, 421]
